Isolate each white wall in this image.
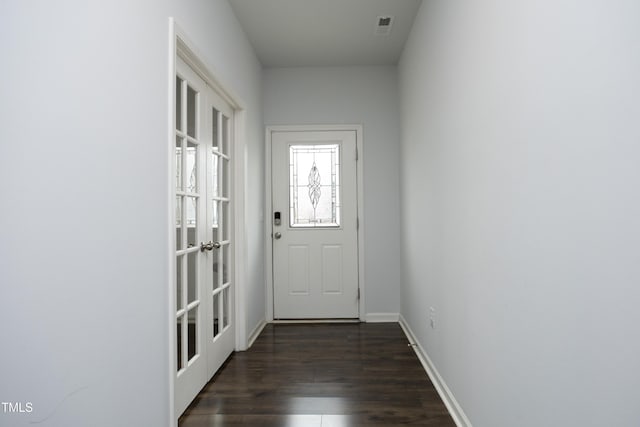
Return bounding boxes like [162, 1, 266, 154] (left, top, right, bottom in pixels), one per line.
[263, 66, 401, 316]
[399, 1, 640, 426]
[0, 1, 263, 426]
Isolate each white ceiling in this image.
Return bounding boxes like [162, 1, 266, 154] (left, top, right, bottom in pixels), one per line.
[229, 0, 422, 68]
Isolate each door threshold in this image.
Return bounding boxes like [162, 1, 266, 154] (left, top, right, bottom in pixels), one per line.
[271, 319, 361, 324]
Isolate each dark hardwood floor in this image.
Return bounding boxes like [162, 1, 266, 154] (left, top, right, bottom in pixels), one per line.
[179, 322, 456, 426]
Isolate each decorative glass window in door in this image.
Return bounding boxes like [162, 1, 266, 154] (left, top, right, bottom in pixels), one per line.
[289, 144, 341, 227]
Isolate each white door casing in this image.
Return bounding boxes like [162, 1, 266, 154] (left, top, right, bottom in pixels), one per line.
[271, 130, 359, 319]
[174, 55, 235, 417]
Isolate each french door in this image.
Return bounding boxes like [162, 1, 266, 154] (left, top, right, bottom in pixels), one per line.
[271, 130, 359, 319]
[174, 56, 235, 416]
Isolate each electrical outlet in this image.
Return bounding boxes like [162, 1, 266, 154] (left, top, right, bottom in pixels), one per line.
[429, 307, 436, 329]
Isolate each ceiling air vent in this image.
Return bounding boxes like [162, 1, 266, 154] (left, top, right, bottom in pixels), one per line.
[375, 15, 394, 35]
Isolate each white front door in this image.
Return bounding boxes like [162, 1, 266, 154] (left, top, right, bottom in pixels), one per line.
[271, 130, 359, 319]
[174, 56, 235, 417]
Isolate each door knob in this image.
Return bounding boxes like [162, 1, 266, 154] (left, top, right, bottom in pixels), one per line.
[274, 232, 282, 240]
[200, 241, 221, 252]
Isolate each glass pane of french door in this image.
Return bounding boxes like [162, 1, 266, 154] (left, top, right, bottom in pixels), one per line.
[210, 109, 232, 340]
[175, 74, 203, 372]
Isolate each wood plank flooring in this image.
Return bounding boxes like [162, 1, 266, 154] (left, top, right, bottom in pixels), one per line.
[179, 323, 456, 426]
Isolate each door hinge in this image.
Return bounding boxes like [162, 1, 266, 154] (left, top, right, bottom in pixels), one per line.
[355, 146, 358, 161]
[357, 288, 361, 300]
[356, 217, 359, 230]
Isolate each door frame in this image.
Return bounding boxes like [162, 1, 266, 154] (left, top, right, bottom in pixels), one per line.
[264, 124, 365, 322]
[167, 18, 249, 425]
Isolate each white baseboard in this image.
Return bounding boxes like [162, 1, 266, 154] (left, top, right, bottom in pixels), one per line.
[246, 319, 267, 349]
[365, 312, 400, 323]
[398, 315, 472, 427]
